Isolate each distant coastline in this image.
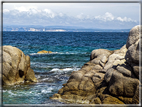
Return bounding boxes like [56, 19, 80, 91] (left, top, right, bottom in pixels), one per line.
[3, 25, 131, 32]
[3, 28, 130, 32]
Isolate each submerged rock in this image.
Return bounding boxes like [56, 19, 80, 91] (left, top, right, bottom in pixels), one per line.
[1, 46, 37, 85]
[51, 25, 141, 104]
[37, 50, 52, 54]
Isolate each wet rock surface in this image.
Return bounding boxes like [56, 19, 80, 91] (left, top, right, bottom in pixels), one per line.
[51, 25, 141, 104]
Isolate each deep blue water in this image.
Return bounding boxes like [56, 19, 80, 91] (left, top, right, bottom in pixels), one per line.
[2, 31, 128, 104]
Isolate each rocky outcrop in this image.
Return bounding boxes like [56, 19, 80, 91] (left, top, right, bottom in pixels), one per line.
[1, 46, 37, 85]
[51, 25, 141, 104]
[37, 50, 52, 54]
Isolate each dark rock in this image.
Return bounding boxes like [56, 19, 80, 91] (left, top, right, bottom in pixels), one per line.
[108, 71, 139, 97]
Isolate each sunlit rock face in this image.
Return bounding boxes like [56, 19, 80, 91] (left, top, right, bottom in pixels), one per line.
[1, 45, 37, 85]
[51, 25, 141, 104]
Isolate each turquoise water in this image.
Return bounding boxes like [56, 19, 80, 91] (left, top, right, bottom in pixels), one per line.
[2, 32, 128, 104]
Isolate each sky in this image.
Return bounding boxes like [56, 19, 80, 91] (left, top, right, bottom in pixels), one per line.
[3, 2, 140, 29]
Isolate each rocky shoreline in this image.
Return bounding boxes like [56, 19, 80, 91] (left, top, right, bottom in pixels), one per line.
[51, 25, 141, 104]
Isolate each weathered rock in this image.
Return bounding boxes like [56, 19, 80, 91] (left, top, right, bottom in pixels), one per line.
[131, 63, 141, 79]
[90, 49, 112, 60]
[114, 44, 128, 56]
[116, 64, 135, 78]
[108, 71, 139, 97]
[104, 67, 116, 83]
[93, 65, 102, 70]
[102, 95, 124, 104]
[90, 97, 101, 104]
[104, 45, 127, 70]
[126, 25, 142, 49]
[92, 72, 105, 89]
[25, 68, 37, 82]
[100, 56, 108, 63]
[51, 25, 141, 104]
[125, 39, 140, 64]
[68, 71, 84, 82]
[124, 25, 141, 81]
[2, 46, 37, 85]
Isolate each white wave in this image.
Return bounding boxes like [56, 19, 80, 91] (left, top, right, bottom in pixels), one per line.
[3, 90, 7, 92]
[57, 52, 87, 55]
[41, 89, 50, 93]
[50, 67, 80, 72]
[50, 68, 61, 72]
[73, 67, 80, 71]
[41, 87, 53, 93]
[8, 90, 17, 96]
[40, 78, 49, 81]
[29, 52, 88, 56]
[35, 75, 41, 79]
[62, 68, 73, 72]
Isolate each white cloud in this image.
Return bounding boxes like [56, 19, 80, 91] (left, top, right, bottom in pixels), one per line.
[15, 6, 29, 12]
[76, 13, 91, 19]
[43, 9, 55, 18]
[76, 13, 84, 19]
[59, 13, 64, 17]
[104, 12, 114, 21]
[29, 8, 39, 14]
[3, 7, 138, 29]
[44, 9, 52, 14]
[116, 17, 136, 22]
[3, 9, 10, 13]
[95, 12, 114, 21]
[14, 6, 37, 12]
[3, 7, 137, 23]
[94, 12, 136, 22]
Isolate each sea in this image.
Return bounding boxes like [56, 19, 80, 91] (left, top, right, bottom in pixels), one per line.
[2, 31, 128, 104]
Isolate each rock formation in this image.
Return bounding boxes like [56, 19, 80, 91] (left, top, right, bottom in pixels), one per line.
[51, 25, 141, 104]
[1, 46, 37, 85]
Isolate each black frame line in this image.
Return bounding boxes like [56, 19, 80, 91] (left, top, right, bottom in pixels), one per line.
[1, 0, 142, 107]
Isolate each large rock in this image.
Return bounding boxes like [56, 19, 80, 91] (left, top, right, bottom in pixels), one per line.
[126, 25, 142, 49]
[125, 39, 140, 64]
[131, 63, 141, 78]
[51, 25, 141, 104]
[108, 71, 139, 97]
[125, 25, 141, 79]
[90, 49, 112, 60]
[104, 45, 127, 70]
[2, 46, 37, 85]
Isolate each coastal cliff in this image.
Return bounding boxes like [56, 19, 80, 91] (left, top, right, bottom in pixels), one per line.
[1, 46, 37, 85]
[51, 25, 141, 104]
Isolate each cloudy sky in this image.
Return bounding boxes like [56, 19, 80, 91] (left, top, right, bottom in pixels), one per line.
[3, 2, 140, 29]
